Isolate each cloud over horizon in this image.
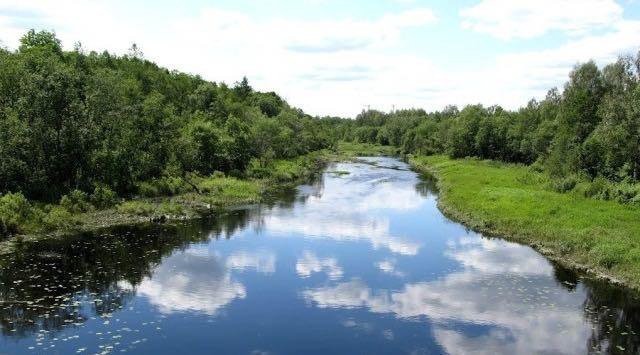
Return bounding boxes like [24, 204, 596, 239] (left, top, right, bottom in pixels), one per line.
[0, 0, 638, 117]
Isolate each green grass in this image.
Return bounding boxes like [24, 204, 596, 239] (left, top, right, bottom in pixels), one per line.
[268, 156, 316, 182]
[195, 176, 262, 206]
[116, 200, 185, 217]
[116, 201, 159, 216]
[410, 155, 640, 289]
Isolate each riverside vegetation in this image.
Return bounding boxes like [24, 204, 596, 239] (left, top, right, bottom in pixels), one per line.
[338, 53, 640, 203]
[0, 151, 331, 244]
[0, 30, 343, 238]
[410, 156, 640, 289]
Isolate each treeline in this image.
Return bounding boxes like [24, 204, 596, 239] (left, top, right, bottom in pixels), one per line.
[339, 52, 640, 197]
[0, 30, 336, 202]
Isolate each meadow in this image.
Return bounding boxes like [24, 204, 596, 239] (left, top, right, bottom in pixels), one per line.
[410, 155, 640, 289]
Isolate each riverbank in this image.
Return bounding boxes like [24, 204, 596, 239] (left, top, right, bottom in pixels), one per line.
[409, 154, 640, 290]
[0, 143, 395, 254]
[0, 150, 335, 253]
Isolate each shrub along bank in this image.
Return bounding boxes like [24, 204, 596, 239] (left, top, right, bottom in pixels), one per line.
[0, 150, 332, 242]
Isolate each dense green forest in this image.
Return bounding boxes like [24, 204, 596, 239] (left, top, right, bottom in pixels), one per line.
[2, 29, 640, 236]
[340, 52, 640, 203]
[0, 30, 337, 203]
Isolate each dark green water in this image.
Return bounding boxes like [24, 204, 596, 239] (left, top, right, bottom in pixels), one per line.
[0, 157, 639, 354]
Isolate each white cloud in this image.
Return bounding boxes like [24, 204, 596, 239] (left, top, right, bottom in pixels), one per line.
[460, 0, 623, 40]
[284, 9, 436, 53]
[375, 258, 405, 277]
[296, 251, 344, 280]
[357, 183, 425, 211]
[226, 250, 276, 273]
[0, 1, 441, 117]
[137, 249, 246, 315]
[265, 213, 420, 255]
[450, 19, 640, 110]
[447, 237, 553, 275]
[0, 0, 139, 52]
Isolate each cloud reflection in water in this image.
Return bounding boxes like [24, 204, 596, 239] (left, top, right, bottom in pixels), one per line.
[303, 235, 590, 354]
[262, 161, 424, 256]
[138, 249, 275, 315]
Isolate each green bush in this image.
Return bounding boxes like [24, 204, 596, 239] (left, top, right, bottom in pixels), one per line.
[60, 189, 92, 213]
[116, 200, 185, 217]
[610, 183, 640, 204]
[90, 185, 118, 209]
[247, 156, 315, 182]
[136, 176, 191, 197]
[136, 181, 160, 197]
[529, 158, 545, 173]
[271, 159, 304, 182]
[549, 175, 578, 193]
[159, 176, 191, 195]
[228, 169, 244, 178]
[246, 158, 270, 178]
[580, 177, 640, 204]
[42, 206, 77, 231]
[516, 169, 548, 186]
[582, 176, 609, 198]
[158, 202, 184, 216]
[0, 192, 32, 235]
[197, 176, 261, 205]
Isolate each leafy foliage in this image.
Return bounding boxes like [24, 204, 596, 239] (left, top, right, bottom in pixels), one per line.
[59, 190, 92, 213]
[0, 30, 336, 204]
[0, 192, 32, 235]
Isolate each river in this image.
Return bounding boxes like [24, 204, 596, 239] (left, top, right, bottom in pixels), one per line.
[0, 157, 639, 354]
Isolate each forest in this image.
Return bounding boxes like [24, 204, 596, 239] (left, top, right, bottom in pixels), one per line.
[0, 30, 343, 235]
[0, 30, 337, 202]
[339, 53, 640, 203]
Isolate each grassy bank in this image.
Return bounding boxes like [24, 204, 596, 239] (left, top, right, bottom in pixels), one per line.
[410, 155, 640, 290]
[0, 149, 334, 250]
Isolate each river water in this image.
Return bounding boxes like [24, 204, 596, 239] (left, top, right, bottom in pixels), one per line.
[1, 157, 639, 354]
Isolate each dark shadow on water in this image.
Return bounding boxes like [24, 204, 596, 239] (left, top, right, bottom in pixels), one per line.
[0, 208, 267, 339]
[583, 279, 640, 353]
[550, 261, 580, 292]
[414, 172, 439, 198]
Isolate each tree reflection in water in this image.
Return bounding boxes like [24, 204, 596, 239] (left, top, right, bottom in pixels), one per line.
[0, 210, 258, 339]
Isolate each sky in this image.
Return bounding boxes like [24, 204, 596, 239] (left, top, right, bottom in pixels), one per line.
[1, 0, 639, 117]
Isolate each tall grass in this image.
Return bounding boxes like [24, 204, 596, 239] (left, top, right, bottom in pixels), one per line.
[410, 155, 640, 290]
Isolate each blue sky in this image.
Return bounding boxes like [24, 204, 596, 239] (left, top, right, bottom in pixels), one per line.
[1, 0, 639, 117]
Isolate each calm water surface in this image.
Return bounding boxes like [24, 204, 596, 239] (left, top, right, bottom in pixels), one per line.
[1, 157, 639, 354]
